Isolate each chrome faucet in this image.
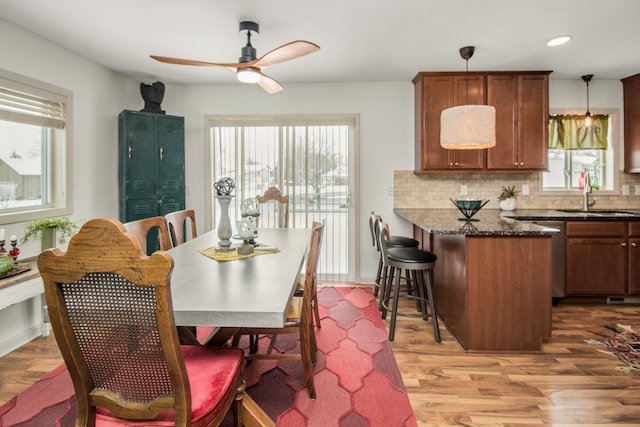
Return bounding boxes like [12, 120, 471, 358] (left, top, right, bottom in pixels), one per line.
[583, 172, 595, 211]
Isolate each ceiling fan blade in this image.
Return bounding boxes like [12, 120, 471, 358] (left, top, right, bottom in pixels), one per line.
[257, 72, 283, 94]
[254, 40, 320, 68]
[150, 55, 239, 71]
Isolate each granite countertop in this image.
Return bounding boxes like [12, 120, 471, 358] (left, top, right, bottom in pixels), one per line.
[395, 208, 640, 236]
[499, 208, 640, 221]
[394, 209, 558, 236]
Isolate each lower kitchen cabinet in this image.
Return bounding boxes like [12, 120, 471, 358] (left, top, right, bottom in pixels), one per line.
[565, 222, 628, 296]
[629, 222, 640, 294]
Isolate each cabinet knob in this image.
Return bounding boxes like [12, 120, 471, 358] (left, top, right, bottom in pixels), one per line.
[519, 162, 524, 166]
[159, 147, 164, 161]
[632, 242, 637, 248]
[514, 162, 518, 166]
[622, 242, 628, 247]
[128, 146, 133, 159]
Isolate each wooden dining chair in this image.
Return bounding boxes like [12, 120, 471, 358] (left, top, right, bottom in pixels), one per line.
[295, 220, 325, 330]
[165, 209, 198, 247]
[124, 216, 172, 255]
[37, 217, 246, 427]
[232, 221, 325, 399]
[256, 186, 289, 228]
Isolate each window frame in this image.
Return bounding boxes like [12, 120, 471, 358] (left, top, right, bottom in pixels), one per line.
[0, 68, 73, 224]
[540, 108, 619, 196]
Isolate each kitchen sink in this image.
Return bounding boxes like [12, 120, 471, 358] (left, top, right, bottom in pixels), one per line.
[556, 209, 640, 217]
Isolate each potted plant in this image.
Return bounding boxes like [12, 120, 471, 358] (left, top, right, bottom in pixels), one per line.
[498, 185, 520, 211]
[21, 217, 80, 251]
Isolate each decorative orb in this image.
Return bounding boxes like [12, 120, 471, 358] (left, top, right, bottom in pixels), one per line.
[214, 177, 235, 196]
[236, 217, 257, 239]
[241, 198, 260, 216]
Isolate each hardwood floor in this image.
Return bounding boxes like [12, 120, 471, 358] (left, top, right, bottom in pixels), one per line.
[389, 297, 640, 426]
[2, 292, 640, 425]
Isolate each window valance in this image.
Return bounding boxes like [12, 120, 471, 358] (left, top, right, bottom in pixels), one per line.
[549, 114, 608, 150]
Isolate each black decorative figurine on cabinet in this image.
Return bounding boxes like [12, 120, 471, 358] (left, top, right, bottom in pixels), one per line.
[140, 81, 166, 114]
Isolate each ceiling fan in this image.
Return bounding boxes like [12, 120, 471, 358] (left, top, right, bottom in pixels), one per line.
[150, 21, 320, 94]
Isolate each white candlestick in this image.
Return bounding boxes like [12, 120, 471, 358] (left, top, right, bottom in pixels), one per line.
[10, 235, 16, 242]
[0, 229, 5, 241]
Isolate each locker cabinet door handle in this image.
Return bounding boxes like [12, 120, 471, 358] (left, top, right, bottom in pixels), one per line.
[160, 147, 164, 161]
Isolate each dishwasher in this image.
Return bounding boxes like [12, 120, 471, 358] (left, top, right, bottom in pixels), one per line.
[533, 221, 566, 299]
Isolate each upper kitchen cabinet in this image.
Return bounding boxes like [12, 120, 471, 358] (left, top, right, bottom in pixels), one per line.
[413, 73, 486, 171]
[486, 72, 550, 170]
[622, 73, 640, 173]
[413, 71, 551, 173]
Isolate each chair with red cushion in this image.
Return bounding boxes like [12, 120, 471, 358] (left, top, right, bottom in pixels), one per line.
[38, 217, 245, 427]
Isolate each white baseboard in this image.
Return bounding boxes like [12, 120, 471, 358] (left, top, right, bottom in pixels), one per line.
[0, 326, 41, 358]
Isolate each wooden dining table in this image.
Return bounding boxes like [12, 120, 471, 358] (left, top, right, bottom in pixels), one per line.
[167, 228, 311, 332]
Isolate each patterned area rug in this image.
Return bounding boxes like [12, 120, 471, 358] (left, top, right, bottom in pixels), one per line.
[603, 324, 640, 372]
[0, 286, 416, 426]
[222, 285, 416, 426]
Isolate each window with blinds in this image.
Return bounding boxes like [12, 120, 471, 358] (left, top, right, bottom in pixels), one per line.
[207, 115, 357, 281]
[0, 69, 72, 221]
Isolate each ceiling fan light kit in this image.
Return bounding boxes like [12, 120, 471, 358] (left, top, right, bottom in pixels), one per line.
[237, 67, 261, 83]
[150, 20, 320, 94]
[440, 46, 497, 150]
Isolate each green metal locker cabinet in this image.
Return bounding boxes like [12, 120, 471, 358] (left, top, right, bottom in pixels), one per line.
[118, 110, 185, 253]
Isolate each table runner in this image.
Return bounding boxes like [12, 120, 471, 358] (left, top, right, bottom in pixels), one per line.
[199, 244, 280, 262]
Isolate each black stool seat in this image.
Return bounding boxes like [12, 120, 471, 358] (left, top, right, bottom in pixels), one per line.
[386, 236, 420, 248]
[387, 247, 437, 264]
[377, 220, 441, 343]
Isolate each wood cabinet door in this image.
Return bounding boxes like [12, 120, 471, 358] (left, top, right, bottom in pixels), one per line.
[418, 75, 455, 170]
[629, 238, 640, 294]
[566, 237, 627, 295]
[451, 75, 486, 169]
[486, 74, 518, 169]
[486, 73, 549, 170]
[622, 73, 640, 173]
[415, 74, 485, 171]
[518, 74, 549, 170]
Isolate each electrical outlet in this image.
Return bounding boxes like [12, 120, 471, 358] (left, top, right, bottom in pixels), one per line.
[522, 184, 529, 195]
[636, 185, 640, 195]
[623, 185, 630, 196]
[387, 186, 394, 196]
[185, 185, 191, 196]
[460, 185, 468, 196]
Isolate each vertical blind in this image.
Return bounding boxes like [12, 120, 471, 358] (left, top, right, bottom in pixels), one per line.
[210, 118, 353, 281]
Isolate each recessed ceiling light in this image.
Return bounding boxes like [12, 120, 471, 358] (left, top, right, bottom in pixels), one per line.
[546, 35, 573, 47]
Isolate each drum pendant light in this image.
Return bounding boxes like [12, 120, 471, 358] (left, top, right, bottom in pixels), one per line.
[440, 46, 496, 150]
[581, 74, 593, 127]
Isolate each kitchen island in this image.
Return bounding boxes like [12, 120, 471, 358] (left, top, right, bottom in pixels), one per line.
[395, 208, 557, 352]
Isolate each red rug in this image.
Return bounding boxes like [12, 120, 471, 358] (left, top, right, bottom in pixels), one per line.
[0, 286, 416, 426]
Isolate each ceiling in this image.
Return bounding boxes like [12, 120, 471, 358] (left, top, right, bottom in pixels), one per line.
[2, 0, 639, 88]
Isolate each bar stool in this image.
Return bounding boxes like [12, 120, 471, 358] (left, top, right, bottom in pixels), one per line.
[369, 212, 419, 299]
[377, 218, 440, 342]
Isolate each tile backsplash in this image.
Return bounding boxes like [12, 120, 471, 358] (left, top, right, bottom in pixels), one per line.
[394, 170, 640, 210]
